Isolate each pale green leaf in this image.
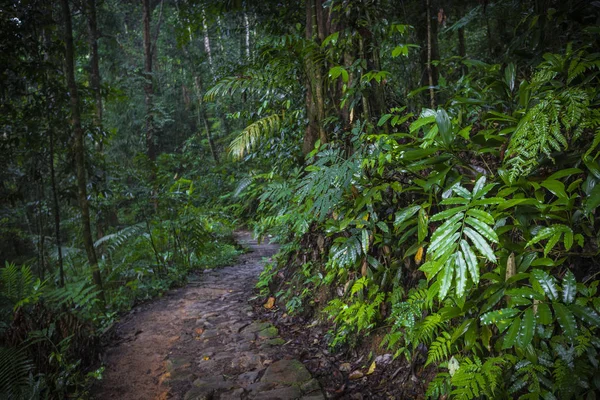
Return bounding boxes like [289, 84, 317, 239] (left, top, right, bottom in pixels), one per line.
[464, 227, 497, 263]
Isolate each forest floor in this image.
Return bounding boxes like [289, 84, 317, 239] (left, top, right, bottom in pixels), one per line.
[92, 232, 325, 400]
[92, 232, 424, 400]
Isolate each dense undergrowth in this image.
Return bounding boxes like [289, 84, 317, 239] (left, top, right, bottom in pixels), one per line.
[244, 46, 600, 399]
[0, 157, 241, 398]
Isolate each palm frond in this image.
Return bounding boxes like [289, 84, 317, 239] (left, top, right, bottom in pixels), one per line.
[229, 114, 282, 159]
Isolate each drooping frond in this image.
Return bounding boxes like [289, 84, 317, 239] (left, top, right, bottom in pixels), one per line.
[229, 114, 281, 159]
[0, 346, 32, 399]
[204, 71, 281, 102]
[93, 223, 145, 254]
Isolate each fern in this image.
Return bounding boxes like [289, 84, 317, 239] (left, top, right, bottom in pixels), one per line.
[229, 114, 282, 159]
[94, 223, 145, 255]
[504, 48, 599, 181]
[0, 346, 32, 399]
[450, 356, 508, 399]
[426, 331, 454, 366]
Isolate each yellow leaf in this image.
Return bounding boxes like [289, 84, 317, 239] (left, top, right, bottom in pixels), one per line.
[367, 361, 376, 375]
[415, 246, 424, 265]
[264, 297, 275, 309]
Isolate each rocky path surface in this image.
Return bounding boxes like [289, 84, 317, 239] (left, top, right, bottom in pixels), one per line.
[93, 232, 325, 400]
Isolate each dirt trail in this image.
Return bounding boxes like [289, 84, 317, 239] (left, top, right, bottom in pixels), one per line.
[93, 232, 324, 400]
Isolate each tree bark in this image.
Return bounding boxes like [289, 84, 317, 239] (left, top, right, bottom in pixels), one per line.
[426, 0, 436, 109]
[86, 0, 108, 247]
[303, 0, 328, 154]
[193, 75, 219, 164]
[61, 0, 105, 302]
[49, 129, 65, 287]
[142, 0, 156, 164]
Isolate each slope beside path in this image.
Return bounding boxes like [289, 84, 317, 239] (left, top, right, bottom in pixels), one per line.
[93, 231, 325, 400]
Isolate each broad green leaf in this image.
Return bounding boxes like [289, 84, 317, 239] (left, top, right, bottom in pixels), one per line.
[570, 304, 600, 327]
[376, 221, 389, 233]
[464, 227, 497, 262]
[472, 176, 486, 198]
[480, 307, 519, 325]
[418, 208, 428, 243]
[531, 269, 559, 301]
[439, 260, 454, 299]
[546, 168, 583, 181]
[553, 302, 577, 340]
[543, 232, 562, 256]
[455, 251, 467, 297]
[536, 302, 552, 325]
[431, 233, 460, 260]
[526, 224, 571, 248]
[465, 216, 499, 243]
[517, 308, 535, 348]
[502, 316, 521, 349]
[540, 179, 568, 199]
[436, 109, 453, 146]
[430, 206, 467, 222]
[394, 206, 421, 227]
[440, 197, 469, 205]
[505, 288, 545, 301]
[429, 212, 464, 251]
[496, 198, 537, 210]
[563, 230, 573, 250]
[452, 184, 472, 199]
[460, 239, 479, 284]
[361, 230, 369, 255]
[409, 115, 435, 133]
[377, 114, 392, 127]
[562, 270, 576, 304]
[584, 184, 600, 214]
[466, 208, 494, 225]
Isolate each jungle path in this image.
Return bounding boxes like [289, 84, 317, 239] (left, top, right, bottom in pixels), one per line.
[93, 232, 325, 400]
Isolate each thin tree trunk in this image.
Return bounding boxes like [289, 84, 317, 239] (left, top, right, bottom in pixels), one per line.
[303, 0, 328, 154]
[61, 0, 105, 302]
[243, 10, 251, 60]
[86, 0, 107, 248]
[142, 0, 156, 164]
[194, 75, 219, 164]
[49, 129, 65, 287]
[426, 0, 436, 109]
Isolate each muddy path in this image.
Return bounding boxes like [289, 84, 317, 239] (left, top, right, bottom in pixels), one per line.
[93, 232, 325, 400]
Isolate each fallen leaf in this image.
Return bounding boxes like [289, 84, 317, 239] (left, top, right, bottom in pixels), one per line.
[367, 361, 376, 375]
[194, 328, 204, 335]
[203, 356, 210, 361]
[361, 259, 368, 277]
[349, 370, 364, 380]
[264, 297, 275, 309]
[339, 362, 352, 372]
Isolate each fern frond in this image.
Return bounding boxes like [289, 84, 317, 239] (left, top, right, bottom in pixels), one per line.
[229, 114, 282, 159]
[0, 346, 32, 398]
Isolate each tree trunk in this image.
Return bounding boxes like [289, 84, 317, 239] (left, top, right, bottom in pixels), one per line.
[426, 0, 436, 109]
[49, 129, 65, 287]
[303, 0, 328, 154]
[61, 0, 105, 302]
[142, 0, 156, 164]
[86, 0, 108, 247]
[193, 75, 219, 164]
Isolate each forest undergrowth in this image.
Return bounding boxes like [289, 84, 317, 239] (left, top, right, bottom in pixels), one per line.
[2, 1, 600, 399]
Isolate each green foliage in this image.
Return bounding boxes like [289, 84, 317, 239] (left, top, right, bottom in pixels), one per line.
[253, 39, 600, 399]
